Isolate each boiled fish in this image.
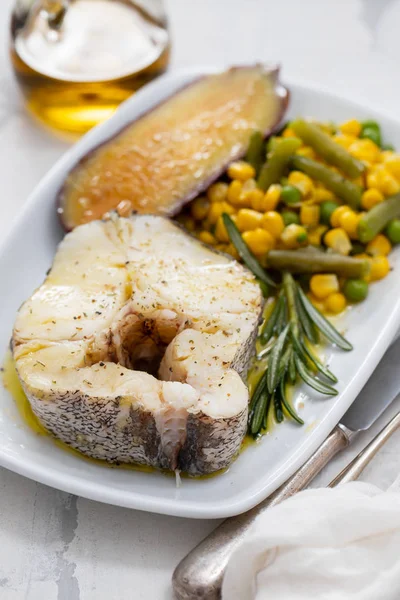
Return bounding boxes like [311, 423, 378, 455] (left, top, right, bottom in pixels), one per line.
[13, 215, 263, 474]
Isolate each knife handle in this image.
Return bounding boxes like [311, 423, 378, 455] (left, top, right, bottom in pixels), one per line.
[172, 425, 351, 600]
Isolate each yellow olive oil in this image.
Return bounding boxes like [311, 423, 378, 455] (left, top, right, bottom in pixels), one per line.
[1, 352, 154, 473]
[10, 0, 170, 136]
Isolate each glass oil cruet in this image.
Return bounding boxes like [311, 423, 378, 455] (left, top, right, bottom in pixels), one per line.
[10, 0, 170, 136]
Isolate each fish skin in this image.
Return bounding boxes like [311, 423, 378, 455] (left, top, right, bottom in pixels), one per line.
[13, 215, 263, 474]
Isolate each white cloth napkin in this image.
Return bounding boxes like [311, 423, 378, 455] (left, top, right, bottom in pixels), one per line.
[222, 481, 400, 600]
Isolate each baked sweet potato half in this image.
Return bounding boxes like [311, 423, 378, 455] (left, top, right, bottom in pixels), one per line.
[58, 66, 288, 230]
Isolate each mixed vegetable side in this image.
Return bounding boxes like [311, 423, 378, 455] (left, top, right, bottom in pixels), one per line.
[177, 117, 400, 435]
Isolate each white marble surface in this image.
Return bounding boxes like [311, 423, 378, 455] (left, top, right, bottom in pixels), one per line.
[1, 0, 400, 598]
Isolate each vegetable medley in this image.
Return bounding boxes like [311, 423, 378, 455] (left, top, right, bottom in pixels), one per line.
[177, 117, 400, 435]
[177, 117, 400, 315]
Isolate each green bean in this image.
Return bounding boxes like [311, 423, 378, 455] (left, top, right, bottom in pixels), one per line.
[358, 192, 400, 243]
[290, 119, 365, 178]
[245, 131, 264, 175]
[290, 155, 363, 209]
[258, 137, 302, 191]
[267, 248, 370, 278]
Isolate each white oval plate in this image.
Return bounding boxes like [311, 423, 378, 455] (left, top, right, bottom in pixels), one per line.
[1, 68, 400, 519]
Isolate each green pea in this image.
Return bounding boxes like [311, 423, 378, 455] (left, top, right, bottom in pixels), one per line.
[297, 231, 308, 244]
[361, 120, 382, 147]
[282, 210, 300, 226]
[362, 120, 380, 129]
[361, 126, 381, 147]
[385, 219, 400, 244]
[281, 184, 302, 206]
[343, 279, 369, 302]
[320, 200, 340, 225]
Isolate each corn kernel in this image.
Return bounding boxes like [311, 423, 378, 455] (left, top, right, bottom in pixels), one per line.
[180, 216, 196, 232]
[325, 292, 347, 314]
[236, 208, 264, 232]
[330, 205, 352, 228]
[207, 182, 229, 203]
[191, 196, 210, 221]
[361, 188, 384, 210]
[370, 165, 400, 196]
[300, 204, 320, 226]
[242, 228, 275, 255]
[224, 243, 240, 260]
[288, 171, 314, 197]
[366, 168, 379, 189]
[349, 139, 380, 163]
[242, 178, 257, 192]
[248, 189, 265, 211]
[338, 119, 361, 137]
[310, 274, 339, 300]
[263, 184, 282, 211]
[280, 224, 308, 249]
[261, 211, 285, 238]
[308, 224, 328, 246]
[296, 146, 317, 159]
[383, 154, 400, 180]
[214, 215, 230, 242]
[282, 127, 296, 138]
[339, 210, 360, 240]
[207, 201, 235, 225]
[198, 231, 217, 245]
[236, 178, 258, 208]
[324, 228, 352, 255]
[368, 256, 390, 281]
[227, 161, 256, 181]
[332, 134, 357, 149]
[313, 188, 335, 203]
[227, 180, 243, 205]
[366, 234, 392, 257]
[381, 173, 400, 196]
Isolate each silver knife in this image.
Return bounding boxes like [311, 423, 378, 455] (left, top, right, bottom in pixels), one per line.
[172, 337, 400, 600]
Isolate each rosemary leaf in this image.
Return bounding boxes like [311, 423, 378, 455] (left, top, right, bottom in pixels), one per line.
[251, 390, 269, 435]
[249, 368, 268, 412]
[301, 340, 338, 383]
[274, 392, 284, 423]
[223, 213, 277, 287]
[274, 295, 287, 334]
[295, 288, 319, 344]
[294, 354, 338, 396]
[297, 286, 352, 351]
[260, 294, 282, 344]
[290, 328, 337, 383]
[267, 324, 290, 393]
[288, 352, 297, 383]
[280, 378, 304, 425]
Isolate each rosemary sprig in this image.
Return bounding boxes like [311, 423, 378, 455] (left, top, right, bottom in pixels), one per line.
[223, 213, 353, 436]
